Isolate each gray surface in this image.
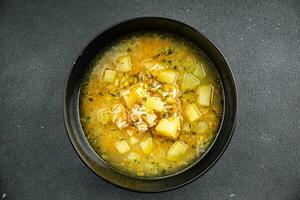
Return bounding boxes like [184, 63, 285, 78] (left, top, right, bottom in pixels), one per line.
[0, 0, 299, 199]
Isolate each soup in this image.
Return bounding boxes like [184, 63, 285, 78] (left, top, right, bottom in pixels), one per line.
[79, 32, 223, 178]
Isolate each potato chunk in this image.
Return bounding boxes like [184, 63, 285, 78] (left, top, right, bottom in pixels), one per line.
[143, 113, 157, 127]
[102, 69, 116, 83]
[167, 141, 188, 161]
[97, 108, 111, 125]
[131, 85, 147, 99]
[169, 116, 181, 130]
[197, 85, 214, 107]
[127, 152, 141, 161]
[143, 60, 166, 76]
[155, 118, 178, 139]
[181, 73, 200, 93]
[140, 137, 153, 154]
[192, 63, 206, 79]
[116, 55, 132, 72]
[121, 86, 147, 107]
[115, 140, 130, 153]
[192, 121, 208, 134]
[183, 57, 196, 72]
[146, 97, 164, 112]
[120, 90, 136, 107]
[157, 69, 178, 84]
[182, 123, 191, 132]
[185, 103, 202, 123]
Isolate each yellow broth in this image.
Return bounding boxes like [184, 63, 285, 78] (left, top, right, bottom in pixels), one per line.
[79, 32, 223, 178]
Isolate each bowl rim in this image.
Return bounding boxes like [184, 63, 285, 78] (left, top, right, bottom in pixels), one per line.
[63, 16, 238, 192]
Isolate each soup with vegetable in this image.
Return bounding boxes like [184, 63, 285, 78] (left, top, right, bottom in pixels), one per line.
[79, 32, 223, 178]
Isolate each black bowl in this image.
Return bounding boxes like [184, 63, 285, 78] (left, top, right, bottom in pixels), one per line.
[64, 17, 237, 192]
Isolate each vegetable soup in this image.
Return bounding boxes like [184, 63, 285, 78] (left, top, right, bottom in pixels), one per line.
[79, 32, 223, 178]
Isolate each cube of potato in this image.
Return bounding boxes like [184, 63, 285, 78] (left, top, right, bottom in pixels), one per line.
[140, 137, 153, 154]
[185, 103, 202, 123]
[115, 140, 130, 153]
[192, 63, 206, 79]
[182, 123, 191, 132]
[183, 57, 196, 72]
[120, 90, 137, 107]
[155, 119, 178, 139]
[181, 73, 200, 93]
[131, 85, 147, 99]
[146, 97, 164, 112]
[129, 137, 139, 145]
[102, 69, 116, 83]
[167, 141, 188, 161]
[169, 116, 181, 130]
[192, 121, 208, 134]
[143, 60, 166, 76]
[127, 152, 141, 161]
[143, 60, 159, 70]
[197, 85, 214, 107]
[157, 69, 178, 84]
[116, 55, 132, 72]
[143, 113, 157, 127]
[121, 86, 147, 107]
[97, 108, 111, 125]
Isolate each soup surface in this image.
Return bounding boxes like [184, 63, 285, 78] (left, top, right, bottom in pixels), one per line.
[80, 32, 223, 178]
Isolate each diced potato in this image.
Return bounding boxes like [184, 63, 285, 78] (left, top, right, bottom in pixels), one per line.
[140, 137, 153, 154]
[181, 73, 200, 93]
[185, 103, 202, 123]
[131, 85, 147, 99]
[155, 119, 178, 139]
[122, 95, 135, 107]
[143, 60, 167, 77]
[127, 152, 141, 161]
[120, 91, 137, 107]
[146, 97, 164, 112]
[143, 113, 157, 127]
[116, 55, 132, 72]
[97, 108, 111, 125]
[192, 63, 206, 79]
[143, 60, 159, 70]
[169, 116, 181, 130]
[121, 86, 146, 107]
[157, 69, 178, 84]
[183, 57, 196, 72]
[197, 85, 214, 107]
[143, 60, 166, 71]
[192, 121, 208, 134]
[115, 140, 130, 153]
[102, 69, 116, 83]
[166, 141, 188, 161]
[129, 137, 139, 145]
[182, 123, 191, 132]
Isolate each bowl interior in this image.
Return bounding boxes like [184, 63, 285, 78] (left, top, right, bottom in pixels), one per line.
[64, 17, 237, 192]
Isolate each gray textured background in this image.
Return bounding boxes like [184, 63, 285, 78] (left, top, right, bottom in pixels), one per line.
[0, 0, 299, 199]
